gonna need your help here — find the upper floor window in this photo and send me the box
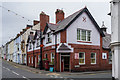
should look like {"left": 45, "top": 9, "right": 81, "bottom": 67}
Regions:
{"left": 46, "top": 33, "right": 52, "bottom": 43}
{"left": 29, "top": 42, "right": 32, "bottom": 50}
{"left": 77, "top": 29, "right": 91, "bottom": 41}
{"left": 36, "top": 39, "right": 40, "bottom": 47}
{"left": 91, "top": 53, "right": 96, "bottom": 64}
{"left": 79, "top": 52, "right": 85, "bottom": 65}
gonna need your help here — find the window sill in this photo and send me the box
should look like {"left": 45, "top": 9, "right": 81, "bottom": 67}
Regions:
{"left": 77, "top": 40, "right": 92, "bottom": 43}
{"left": 91, "top": 63, "right": 96, "bottom": 65}
{"left": 79, "top": 63, "right": 85, "bottom": 65}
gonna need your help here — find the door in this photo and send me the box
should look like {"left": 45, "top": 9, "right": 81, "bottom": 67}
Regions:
{"left": 64, "top": 56, "right": 70, "bottom": 71}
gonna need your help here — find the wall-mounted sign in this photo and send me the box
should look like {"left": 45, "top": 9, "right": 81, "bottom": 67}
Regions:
{"left": 75, "top": 53, "right": 79, "bottom": 59}
{"left": 75, "top": 65, "right": 80, "bottom": 68}
{"left": 102, "top": 53, "right": 107, "bottom": 59}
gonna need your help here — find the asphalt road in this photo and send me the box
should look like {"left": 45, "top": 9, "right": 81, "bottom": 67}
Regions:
{"left": 1, "top": 60, "right": 112, "bottom": 80}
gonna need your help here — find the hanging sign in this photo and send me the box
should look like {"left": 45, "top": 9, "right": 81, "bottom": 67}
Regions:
{"left": 75, "top": 53, "right": 79, "bottom": 59}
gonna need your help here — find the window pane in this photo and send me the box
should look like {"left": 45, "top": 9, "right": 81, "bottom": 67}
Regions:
{"left": 81, "top": 30, "right": 86, "bottom": 41}
{"left": 91, "top": 53, "right": 96, "bottom": 64}
{"left": 87, "top": 31, "right": 91, "bottom": 41}
{"left": 79, "top": 53, "right": 85, "bottom": 64}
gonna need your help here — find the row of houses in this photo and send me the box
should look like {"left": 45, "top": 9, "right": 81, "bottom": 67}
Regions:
{"left": 0, "top": 7, "right": 112, "bottom": 72}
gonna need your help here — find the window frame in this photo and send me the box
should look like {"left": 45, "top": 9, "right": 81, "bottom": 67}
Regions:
{"left": 77, "top": 28, "right": 91, "bottom": 42}
{"left": 79, "top": 52, "right": 85, "bottom": 65}
{"left": 91, "top": 52, "right": 96, "bottom": 64}
{"left": 46, "top": 32, "right": 52, "bottom": 43}
{"left": 51, "top": 53, "right": 54, "bottom": 62}
{"left": 31, "top": 56, "right": 33, "bottom": 64}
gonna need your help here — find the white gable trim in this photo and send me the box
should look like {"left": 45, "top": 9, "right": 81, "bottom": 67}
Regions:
{"left": 57, "top": 43, "right": 74, "bottom": 53}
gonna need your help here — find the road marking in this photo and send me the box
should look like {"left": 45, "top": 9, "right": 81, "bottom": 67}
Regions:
{"left": 89, "top": 74, "right": 96, "bottom": 75}
{"left": 3, "top": 67, "right": 5, "bottom": 68}
{"left": 6, "top": 68, "right": 10, "bottom": 71}
{"left": 60, "top": 76, "right": 63, "bottom": 78}
{"left": 14, "top": 66, "right": 18, "bottom": 68}
{"left": 12, "top": 71, "right": 19, "bottom": 76}
{"left": 50, "top": 75, "right": 54, "bottom": 78}
{"left": 22, "top": 76, "right": 26, "bottom": 78}
{"left": 54, "top": 75, "right": 58, "bottom": 78}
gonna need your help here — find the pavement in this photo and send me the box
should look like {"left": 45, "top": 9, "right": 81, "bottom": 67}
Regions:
{"left": 1, "top": 59, "right": 112, "bottom": 80}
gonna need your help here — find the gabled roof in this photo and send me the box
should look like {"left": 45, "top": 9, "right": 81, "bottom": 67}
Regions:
{"left": 43, "top": 7, "right": 105, "bottom": 37}
{"left": 58, "top": 43, "right": 71, "bottom": 50}
{"left": 34, "top": 30, "right": 41, "bottom": 40}
{"left": 43, "top": 23, "right": 58, "bottom": 34}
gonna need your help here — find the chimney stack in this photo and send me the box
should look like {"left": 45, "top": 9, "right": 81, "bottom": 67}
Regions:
{"left": 55, "top": 9, "right": 64, "bottom": 23}
{"left": 101, "top": 21, "right": 107, "bottom": 33}
{"left": 40, "top": 11, "right": 49, "bottom": 32}
{"left": 33, "top": 20, "right": 39, "bottom": 26}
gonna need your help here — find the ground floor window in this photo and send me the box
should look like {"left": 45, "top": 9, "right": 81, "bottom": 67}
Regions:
{"left": 31, "top": 57, "right": 33, "bottom": 64}
{"left": 79, "top": 52, "right": 85, "bottom": 64}
{"left": 91, "top": 53, "right": 96, "bottom": 64}
{"left": 51, "top": 53, "right": 54, "bottom": 64}
{"left": 29, "top": 56, "right": 30, "bottom": 64}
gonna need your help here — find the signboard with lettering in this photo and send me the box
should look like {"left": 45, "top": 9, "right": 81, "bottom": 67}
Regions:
{"left": 75, "top": 53, "right": 79, "bottom": 59}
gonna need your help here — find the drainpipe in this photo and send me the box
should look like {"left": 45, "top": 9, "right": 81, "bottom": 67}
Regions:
{"left": 54, "top": 34, "right": 57, "bottom": 72}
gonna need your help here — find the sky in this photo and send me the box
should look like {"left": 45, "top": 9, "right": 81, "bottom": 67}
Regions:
{"left": 0, "top": 0, "right": 111, "bottom": 46}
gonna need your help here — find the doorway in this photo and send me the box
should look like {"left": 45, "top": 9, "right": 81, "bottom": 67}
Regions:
{"left": 64, "top": 56, "right": 70, "bottom": 71}
{"left": 61, "top": 54, "right": 70, "bottom": 72}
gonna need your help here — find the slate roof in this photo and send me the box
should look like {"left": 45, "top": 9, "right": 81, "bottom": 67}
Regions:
{"left": 58, "top": 43, "right": 71, "bottom": 50}
{"left": 102, "top": 31, "right": 111, "bottom": 49}
{"left": 43, "top": 7, "right": 105, "bottom": 37}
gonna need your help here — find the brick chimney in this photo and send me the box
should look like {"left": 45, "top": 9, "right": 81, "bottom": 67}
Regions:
{"left": 33, "top": 20, "right": 39, "bottom": 26}
{"left": 55, "top": 9, "right": 64, "bottom": 23}
{"left": 40, "top": 11, "right": 49, "bottom": 32}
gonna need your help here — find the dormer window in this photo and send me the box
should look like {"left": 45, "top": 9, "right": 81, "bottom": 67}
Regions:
{"left": 36, "top": 38, "right": 40, "bottom": 47}
{"left": 29, "top": 42, "right": 32, "bottom": 50}
{"left": 46, "top": 32, "right": 52, "bottom": 43}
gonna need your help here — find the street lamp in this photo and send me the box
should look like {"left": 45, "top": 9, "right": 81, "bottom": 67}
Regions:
{"left": 30, "top": 28, "right": 43, "bottom": 70}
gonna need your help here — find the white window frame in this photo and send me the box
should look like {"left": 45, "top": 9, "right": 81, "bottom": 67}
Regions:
{"left": 91, "top": 53, "right": 96, "bottom": 64}
{"left": 77, "top": 29, "right": 91, "bottom": 42}
{"left": 51, "top": 53, "right": 54, "bottom": 62}
{"left": 31, "top": 56, "right": 33, "bottom": 64}
{"left": 46, "top": 32, "right": 52, "bottom": 43}
{"left": 79, "top": 52, "right": 85, "bottom": 65}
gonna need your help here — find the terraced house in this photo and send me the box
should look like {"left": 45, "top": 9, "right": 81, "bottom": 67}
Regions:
{"left": 27, "top": 7, "right": 112, "bottom": 72}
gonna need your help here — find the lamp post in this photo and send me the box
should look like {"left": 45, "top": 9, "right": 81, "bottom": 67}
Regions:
{"left": 32, "top": 41, "right": 35, "bottom": 68}
{"left": 39, "top": 30, "right": 43, "bottom": 70}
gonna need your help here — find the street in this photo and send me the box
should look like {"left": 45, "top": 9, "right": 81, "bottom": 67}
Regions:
{"left": 1, "top": 60, "right": 112, "bottom": 80}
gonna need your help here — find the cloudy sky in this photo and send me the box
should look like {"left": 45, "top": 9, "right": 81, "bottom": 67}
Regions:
{"left": 0, "top": 0, "right": 111, "bottom": 46}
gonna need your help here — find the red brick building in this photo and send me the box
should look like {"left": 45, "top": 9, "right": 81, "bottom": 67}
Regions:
{"left": 27, "top": 7, "right": 112, "bottom": 72}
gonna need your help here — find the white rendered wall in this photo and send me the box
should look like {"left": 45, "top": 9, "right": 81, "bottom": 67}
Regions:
{"left": 67, "top": 12, "right": 100, "bottom": 46}
{"left": 43, "top": 29, "right": 60, "bottom": 47}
